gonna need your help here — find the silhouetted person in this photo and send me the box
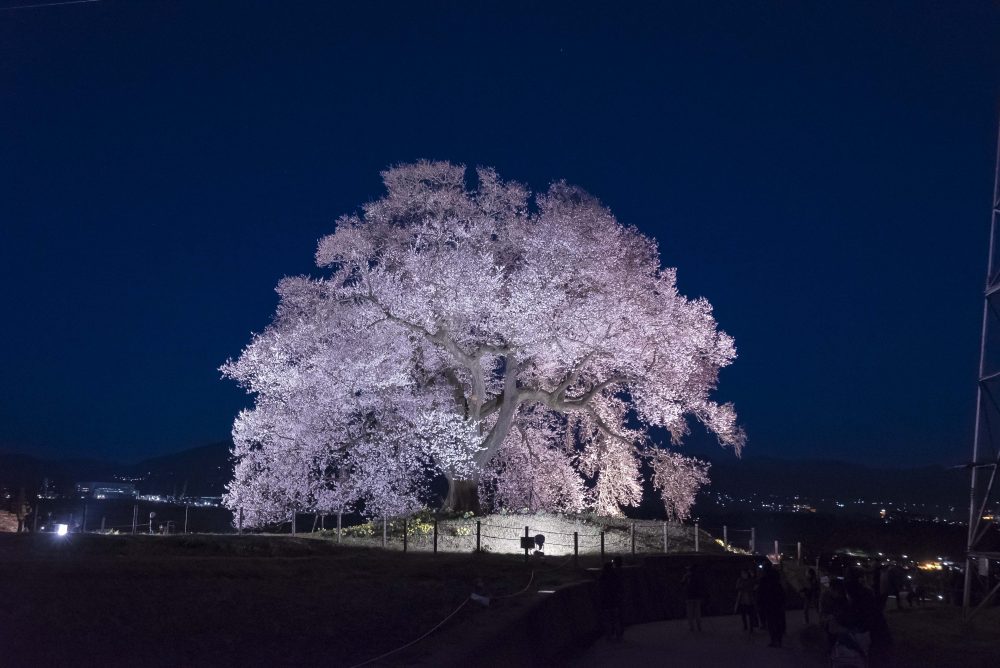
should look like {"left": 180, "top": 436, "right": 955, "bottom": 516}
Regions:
{"left": 15, "top": 487, "right": 28, "bottom": 533}
{"left": 845, "top": 573, "right": 891, "bottom": 662}
{"left": 883, "top": 565, "right": 905, "bottom": 611}
{"left": 826, "top": 579, "right": 871, "bottom": 662}
{"left": 735, "top": 569, "right": 757, "bottom": 635}
{"left": 801, "top": 568, "right": 820, "bottom": 623}
{"left": 681, "top": 564, "right": 706, "bottom": 632}
{"left": 757, "top": 562, "right": 786, "bottom": 647}
{"left": 910, "top": 582, "right": 926, "bottom": 607}
{"left": 751, "top": 565, "right": 765, "bottom": 629}
{"left": 599, "top": 559, "right": 624, "bottom": 641}
{"left": 820, "top": 579, "right": 850, "bottom": 648}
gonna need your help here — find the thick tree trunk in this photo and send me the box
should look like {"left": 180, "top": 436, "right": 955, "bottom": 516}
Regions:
{"left": 443, "top": 479, "right": 481, "bottom": 514}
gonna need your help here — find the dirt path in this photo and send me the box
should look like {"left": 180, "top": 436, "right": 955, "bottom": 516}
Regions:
{"left": 576, "top": 613, "right": 828, "bottom": 668}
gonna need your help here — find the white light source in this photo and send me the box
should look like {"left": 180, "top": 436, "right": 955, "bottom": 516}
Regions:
{"left": 55, "top": 524, "right": 68, "bottom": 536}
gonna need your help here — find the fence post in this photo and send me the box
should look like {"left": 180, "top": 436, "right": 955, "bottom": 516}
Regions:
{"left": 101, "top": 516, "right": 106, "bottom": 532}
{"left": 82, "top": 503, "right": 88, "bottom": 533}
{"left": 630, "top": 522, "right": 636, "bottom": 556}
{"left": 433, "top": 519, "right": 438, "bottom": 554}
{"left": 337, "top": 512, "right": 342, "bottom": 544}
{"left": 750, "top": 527, "right": 755, "bottom": 553}
{"left": 291, "top": 510, "right": 296, "bottom": 536}
{"left": 797, "top": 541, "right": 802, "bottom": 564}
{"left": 573, "top": 531, "right": 579, "bottom": 567}
{"left": 238, "top": 507, "right": 244, "bottom": 535}
{"left": 132, "top": 503, "right": 139, "bottom": 534}
{"left": 774, "top": 539, "right": 779, "bottom": 560}
{"left": 33, "top": 504, "right": 39, "bottom": 533}
{"left": 694, "top": 522, "right": 700, "bottom": 552}
{"left": 663, "top": 522, "right": 668, "bottom": 553}
{"left": 184, "top": 504, "right": 190, "bottom": 534}
{"left": 723, "top": 524, "right": 728, "bottom": 547}
{"left": 476, "top": 520, "right": 481, "bottom": 553}
{"left": 600, "top": 531, "right": 605, "bottom": 560}
{"left": 524, "top": 525, "right": 530, "bottom": 562}
{"left": 382, "top": 517, "right": 387, "bottom": 548}
{"left": 403, "top": 519, "right": 408, "bottom": 553}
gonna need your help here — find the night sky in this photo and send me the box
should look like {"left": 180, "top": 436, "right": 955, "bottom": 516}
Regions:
{"left": 1, "top": 1, "right": 998, "bottom": 466}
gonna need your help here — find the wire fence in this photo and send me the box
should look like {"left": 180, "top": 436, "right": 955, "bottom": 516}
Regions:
{"left": 30, "top": 499, "right": 821, "bottom": 567}
{"left": 30, "top": 499, "right": 231, "bottom": 536}
{"left": 303, "top": 513, "right": 783, "bottom": 562}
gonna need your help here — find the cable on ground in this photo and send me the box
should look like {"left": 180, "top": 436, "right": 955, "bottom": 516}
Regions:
{"left": 493, "top": 569, "right": 535, "bottom": 600}
{"left": 347, "top": 596, "right": 471, "bottom": 668}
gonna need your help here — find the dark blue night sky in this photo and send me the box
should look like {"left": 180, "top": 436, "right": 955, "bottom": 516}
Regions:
{"left": 1, "top": 1, "right": 998, "bottom": 465}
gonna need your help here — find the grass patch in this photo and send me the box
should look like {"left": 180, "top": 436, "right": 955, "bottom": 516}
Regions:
{"left": 0, "top": 533, "right": 594, "bottom": 667}
{"left": 885, "top": 604, "right": 1000, "bottom": 668}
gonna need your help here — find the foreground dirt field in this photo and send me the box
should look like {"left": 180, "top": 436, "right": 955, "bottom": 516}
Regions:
{"left": 0, "top": 533, "right": 588, "bottom": 667}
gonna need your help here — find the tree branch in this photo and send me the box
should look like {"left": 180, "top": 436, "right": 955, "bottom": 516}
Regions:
{"left": 562, "top": 376, "right": 627, "bottom": 406}
{"left": 360, "top": 291, "right": 487, "bottom": 412}
{"left": 553, "top": 351, "right": 597, "bottom": 399}
{"left": 480, "top": 393, "right": 505, "bottom": 418}
{"left": 476, "top": 355, "right": 521, "bottom": 465}
{"left": 516, "top": 375, "right": 628, "bottom": 412}
{"left": 440, "top": 369, "right": 468, "bottom": 416}
{"left": 586, "top": 406, "right": 635, "bottom": 448}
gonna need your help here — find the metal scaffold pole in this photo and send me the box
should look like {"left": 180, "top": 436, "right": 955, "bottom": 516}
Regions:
{"left": 964, "top": 118, "right": 1000, "bottom": 619}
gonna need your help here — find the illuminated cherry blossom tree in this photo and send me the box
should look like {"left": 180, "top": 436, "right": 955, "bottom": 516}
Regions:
{"left": 223, "top": 161, "right": 743, "bottom": 522}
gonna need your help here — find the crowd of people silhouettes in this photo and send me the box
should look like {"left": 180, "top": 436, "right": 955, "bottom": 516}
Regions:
{"left": 595, "top": 555, "right": 893, "bottom": 665}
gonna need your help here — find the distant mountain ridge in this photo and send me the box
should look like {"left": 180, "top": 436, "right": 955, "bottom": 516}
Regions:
{"left": 0, "top": 442, "right": 232, "bottom": 497}
{"left": 697, "top": 452, "right": 966, "bottom": 508}
{"left": 0, "top": 442, "right": 968, "bottom": 508}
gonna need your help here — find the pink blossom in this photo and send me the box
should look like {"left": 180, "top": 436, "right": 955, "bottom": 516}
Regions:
{"left": 223, "top": 162, "right": 743, "bottom": 523}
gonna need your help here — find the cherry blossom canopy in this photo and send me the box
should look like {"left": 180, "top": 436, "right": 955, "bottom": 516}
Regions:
{"left": 223, "top": 161, "right": 743, "bottom": 523}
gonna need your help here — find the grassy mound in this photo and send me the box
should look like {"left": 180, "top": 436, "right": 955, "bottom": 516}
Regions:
{"left": 313, "top": 511, "right": 722, "bottom": 557}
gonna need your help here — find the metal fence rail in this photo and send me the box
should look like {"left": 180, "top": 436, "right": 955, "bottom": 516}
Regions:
{"left": 31, "top": 500, "right": 826, "bottom": 569}
{"left": 304, "top": 514, "right": 755, "bottom": 562}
